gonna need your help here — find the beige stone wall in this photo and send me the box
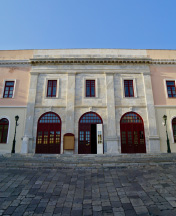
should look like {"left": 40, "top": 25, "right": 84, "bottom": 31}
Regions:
{"left": 155, "top": 108, "right": 176, "bottom": 152}
{"left": 0, "top": 108, "right": 26, "bottom": 153}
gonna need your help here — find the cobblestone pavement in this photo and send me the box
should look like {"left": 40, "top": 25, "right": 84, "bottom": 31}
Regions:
{"left": 0, "top": 164, "right": 176, "bottom": 216}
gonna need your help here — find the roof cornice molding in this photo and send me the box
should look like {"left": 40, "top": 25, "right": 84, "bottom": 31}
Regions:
{"left": 0, "top": 60, "right": 30, "bottom": 66}
{"left": 0, "top": 58, "right": 176, "bottom": 66}
{"left": 30, "top": 58, "right": 176, "bottom": 65}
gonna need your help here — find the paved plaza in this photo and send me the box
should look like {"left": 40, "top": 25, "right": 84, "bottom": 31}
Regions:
{"left": 0, "top": 156, "right": 176, "bottom": 216}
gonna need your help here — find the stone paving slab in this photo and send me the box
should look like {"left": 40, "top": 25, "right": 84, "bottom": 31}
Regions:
{"left": 0, "top": 158, "right": 176, "bottom": 215}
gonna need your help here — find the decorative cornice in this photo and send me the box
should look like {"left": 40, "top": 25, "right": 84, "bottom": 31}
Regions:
{"left": 30, "top": 58, "right": 176, "bottom": 65}
{"left": 31, "top": 58, "right": 152, "bottom": 65}
{"left": 0, "top": 60, "right": 30, "bottom": 66}
{"left": 1, "top": 58, "right": 176, "bottom": 66}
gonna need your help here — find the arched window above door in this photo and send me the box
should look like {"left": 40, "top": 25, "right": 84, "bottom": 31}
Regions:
{"left": 39, "top": 112, "right": 61, "bottom": 123}
{"left": 0, "top": 118, "right": 9, "bottom": 143}
{"left": 79, "top": 112, "right": 102, "bottom": 124}
{"left": 121, "top": 112, "right": 143, "bottom": 124}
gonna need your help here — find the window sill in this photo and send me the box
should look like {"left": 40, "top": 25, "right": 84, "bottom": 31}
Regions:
{"left": 44, "top": 97, "right": 59, "bottom": 99}
{"left": 0, "top": 143, "right": 7, "bottom": 144}
{"left": 83, "top": 96, "right": 98, "bottom": 99}
{"left": 123, "top": 97, "right": 137, "bottom": 99}
{"left": 0, "top": 97, "right": 14, "bottom": 99}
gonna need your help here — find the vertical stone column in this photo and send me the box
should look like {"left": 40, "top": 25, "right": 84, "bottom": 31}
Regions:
{"left": 105, "top": 74, "right": 118, "bottom": 153}
{"left": 143, "top": 74, "right": 160, "bottom": 152}
{"left": 65, "top": 74, "right": 75, "bottom": 134}
{"left": 21, "top": 73, "right": 38, "bottom": 153}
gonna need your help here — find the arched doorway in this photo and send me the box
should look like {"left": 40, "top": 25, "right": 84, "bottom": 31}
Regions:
{"left": 36, "top": 112, "right": 61, "bottom": 154}
{"left": 0, "top": 118, "right": 9, "bottom": 143}
{"left": 78, "top": 112, "right": 103, "bottom": 154}
{"left": 120, "top": 112, "right": 146, "bottom": 153}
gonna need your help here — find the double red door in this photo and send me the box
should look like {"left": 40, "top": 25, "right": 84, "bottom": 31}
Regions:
{"left": 36, "top": 123, "right": 61, "bottom": 154}
{"left": 121, "top": 123, "right": 146, "bottom": 153}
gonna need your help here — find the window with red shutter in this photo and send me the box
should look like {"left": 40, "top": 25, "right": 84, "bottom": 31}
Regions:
{"left": 47, "top": 80, "right": 57, "bottom": 97}
{"left": 3, "top": 81, "right": 15, "bottom": 98}
{"left": 86, "top": 80, "right": 95, "bottom": 97}
{"left": 124, "top": 80, "right": 134, "bottom": 97}
{"left": 166, "top": 81, "right": 176, "bottom": 98}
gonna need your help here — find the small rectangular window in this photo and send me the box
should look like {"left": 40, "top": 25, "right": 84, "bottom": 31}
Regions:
{"left": 47, "top": 80, "right": 57, "bottom": 97}
{"left": 124, "top": 80, "right": 134, "bottom": 97}
{"left": 86, "top": 80, "right": 95, "bottom": 97}
{"left": 166, "top": 81, "right": 176, "bottom": 98}
{"left": 3, "top": 81, "right": 15, "bottom": 98}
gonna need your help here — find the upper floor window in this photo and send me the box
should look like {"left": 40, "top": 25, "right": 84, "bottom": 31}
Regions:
{"left": 172, "top": 118, "right": 176, "bottom": 143}
{"left": 86, "top": 80, "right": 95, "bottom": 97}
{"left": 0, "top": 118, "right": 9, "bottom": 143}
{"left": 47, "top": 80, "right": 57, "bottom": 97}
{"left": 124, "top": 80, "right": 134, "bottom": 97}
{"left": 166, "top": 81, "right": 176, "bottom": 98}
{"left": 3, "top": 81, "right": 15, "bottom": 98}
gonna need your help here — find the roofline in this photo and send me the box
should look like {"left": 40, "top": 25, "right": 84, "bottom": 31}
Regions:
{"left": 0, "top": 48, "right": 176, "bottom": 51}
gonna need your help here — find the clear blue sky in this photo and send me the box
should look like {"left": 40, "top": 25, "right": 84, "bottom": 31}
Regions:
{"left": 0, "top": 0, "right": 176, "bottom": 50}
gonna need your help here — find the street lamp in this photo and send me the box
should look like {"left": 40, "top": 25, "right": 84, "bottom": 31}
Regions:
{"left": 162, "top": 115, "right": 171, "bottom": 153}
{"left": 11, "top": 115, "right": 19, "bottom": 154}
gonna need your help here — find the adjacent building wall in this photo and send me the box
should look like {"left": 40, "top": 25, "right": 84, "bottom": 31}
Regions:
{"left": 148, "top": 50, "right": 176, "bottom": 153}
{"left": 0, "top": 50, "right": 32, "bottom": 153}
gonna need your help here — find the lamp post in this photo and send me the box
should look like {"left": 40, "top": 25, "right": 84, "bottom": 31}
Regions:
{"left": 11, "top": 115, "right": 19, "bottom": 154}
{"left": 162, "top": 115, "right": 171, "bottom": 153}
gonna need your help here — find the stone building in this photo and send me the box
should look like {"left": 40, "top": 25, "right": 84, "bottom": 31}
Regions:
{"left": 20, "top": 49, "right": 160, "bottom": 154}
{"left": 1, "top": 49, "right": 176, "bottom": 155}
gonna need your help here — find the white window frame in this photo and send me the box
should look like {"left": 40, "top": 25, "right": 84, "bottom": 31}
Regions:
{"left": 164, "top": 79, "right": 176, "bottom": 99}
{"left": 83, "top": 78, "right": 98, "bottom": 99}
{"left": 121, "top": 78, "right": 137, "bottom": 98}
{"left": 0, "top": 116, "right": 10, "bottom": 144}
{"left": 1, "top": 79, "right": 16, "bottom": 99}
{"left": 44, "top": 78, "right": 60, "bottom": 99}
{"left": 171, "top": 116, "right": 176, "bottom": 144}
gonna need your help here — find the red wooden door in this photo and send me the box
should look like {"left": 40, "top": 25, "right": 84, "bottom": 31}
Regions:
{"left": 120, "top": 112, "right": 146, "bottom": 153}
{"left": 36, "top": 112, "right": 61, "bottom": 154}
{"left": 78, "top": 124, "right": 91, "bottom": 154}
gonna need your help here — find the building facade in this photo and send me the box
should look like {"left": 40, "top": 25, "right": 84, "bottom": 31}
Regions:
{"left": 149, "top": 50, "right": 176, "bottom": 153}
{"left": 0, "top": 50, "right": 32, "bottom": 153}
{"left": 0, "top": 49, "right": 176, "bottom": 154}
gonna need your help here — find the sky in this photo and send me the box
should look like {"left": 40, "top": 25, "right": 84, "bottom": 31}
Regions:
{"left": 0, "top": 0, "right": 176, "bottom": 50}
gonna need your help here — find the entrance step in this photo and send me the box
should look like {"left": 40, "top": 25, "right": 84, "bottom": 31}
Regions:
{"left": 0, "top": 153, "right": 176, "bottom": 169}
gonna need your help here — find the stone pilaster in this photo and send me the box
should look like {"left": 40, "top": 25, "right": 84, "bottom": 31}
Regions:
{"left": 143, "top": 74, "right": 160, "bottom": 152}
{"left": 21, "top": 74, "right": 38, "bottom": 153}
{"left": 105, "top": 74, "right": 118, "bottom": 153}
{"left": 65, "top": 74, "right": 75, "bottom": 134}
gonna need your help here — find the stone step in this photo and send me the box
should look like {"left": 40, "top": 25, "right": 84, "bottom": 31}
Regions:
{"left": 0, "top": 153, "right": 176, "bottom": 169}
